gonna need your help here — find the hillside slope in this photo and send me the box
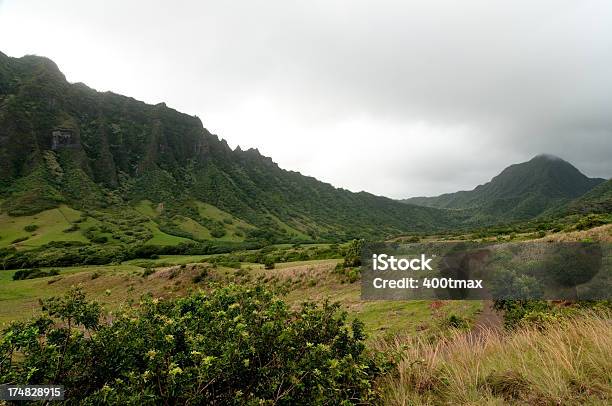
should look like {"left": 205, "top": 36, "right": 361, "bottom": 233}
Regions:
{"left": 0, "top": 52, "right": 460, "bottom": 243}
{"left": 403, "top": 155, "right": 605, "bottom": 222}
{"left": 563, "top": 178, "right": 612, "bottom": 215}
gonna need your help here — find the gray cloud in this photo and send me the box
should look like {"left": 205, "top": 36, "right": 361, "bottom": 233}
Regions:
{"left": 1, "top": 0, "right": 610, "bottom": 198}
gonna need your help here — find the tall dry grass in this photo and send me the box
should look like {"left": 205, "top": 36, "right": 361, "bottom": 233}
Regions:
{"left": 375, "top": 312, "right": 611, "bottom": 405}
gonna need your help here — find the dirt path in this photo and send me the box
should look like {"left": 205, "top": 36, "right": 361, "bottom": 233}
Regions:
{"left": 468, "top": 300, "right": 503, "bottom": 342}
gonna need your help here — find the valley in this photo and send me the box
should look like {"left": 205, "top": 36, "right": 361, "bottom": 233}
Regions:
{"left": 0, "top": 50, "right": 610, "bottom": 404}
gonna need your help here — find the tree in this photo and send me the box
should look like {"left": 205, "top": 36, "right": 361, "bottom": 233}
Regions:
{"left": 343, "top": 239, "right": 364, "bottom": 268}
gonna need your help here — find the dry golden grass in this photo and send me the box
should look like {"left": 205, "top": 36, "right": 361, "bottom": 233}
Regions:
{"left": 375, "top": 312, "right": 612, "bottom": 405}
{"left": 542, "top": 224, "right": 612, "bottom": 243}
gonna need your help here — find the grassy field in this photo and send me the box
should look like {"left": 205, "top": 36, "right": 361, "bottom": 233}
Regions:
{"left": 145, "top": 220, "right": 194, "bottom": 245}
{"left": 0, "top": 205, "right": 88, "bottom": 248}
{"left": 135, "top": 199, "right": 257, "bottom": 243}
{"left": 0, "top": 257, "right": 481, "bottom": 340}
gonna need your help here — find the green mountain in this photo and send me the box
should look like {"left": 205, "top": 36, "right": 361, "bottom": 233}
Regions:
{"left": 0, "top": 52, "right": 459, "bottom": 247}
{"left": 402, "top": 155, "right": 605, "bottom": 222}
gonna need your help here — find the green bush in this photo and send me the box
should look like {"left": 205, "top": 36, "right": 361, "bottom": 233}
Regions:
{"left": 210, "top": 228, "right": 226, "bottom": 238}
{"left": 63, "top": 224, "right": 79, "bottom": 233}
{"left": 0, "top": 286, "right": 382, "bottom": 404}
{"left": 24, "top": 224, "right": 39, "bottom": 232}
{"left": 91, "top": 235, "right": 108, "bottom": 244}
{"left": 343, "top": 239, "right": 364, "bottom": 268}
{"left": 142, "top": 267, "right": 155, "bottom": 277}
{"left": 493, "top": 300, "right": 553, "bottom": 329}
{"left": 446, "top": 314, "right": 469, "bottom": 329}
{"left": 264, "top": 257, "right": 275, "bottom": 269}
{"left": 12, "top": 268, "right": 60, "bottom": 281}
{"left": 333, "top": 264, "right": 360, "bottom": 283}
{"left": 575, "top": 214, "right": 608, "bottom": 231}
{"left": 10, "top": 236, "right": 29, "bottom": 244}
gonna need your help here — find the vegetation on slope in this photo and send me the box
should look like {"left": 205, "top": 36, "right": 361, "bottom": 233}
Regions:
{"left": 0, "top": 51, "right": 459, "bottom": 245}
{"left": 563, "top": 178, "right": 612, "bottom": 215}
{"left": 403, "top": 155, "right": 605, "bottom": 223}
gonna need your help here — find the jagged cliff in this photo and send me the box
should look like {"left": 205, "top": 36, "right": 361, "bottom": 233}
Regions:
{"left": 0, "top": 52, "right": 459, "bottom": 241}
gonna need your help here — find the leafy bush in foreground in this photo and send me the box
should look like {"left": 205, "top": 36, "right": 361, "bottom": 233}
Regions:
{"left": 0, "top": 286, "right": 381, "bottom": 405}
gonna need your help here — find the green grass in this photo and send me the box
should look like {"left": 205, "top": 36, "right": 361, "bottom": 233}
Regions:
{"left": 0, "top": 205, "right": 88, "bottom": 248}
{"left": 357, "top": 300, "right": 481, "bottom": 338}
{"left": 135, "top": 200, "right": 255, "bottom": 243}
{"left": 193, "top": 201, "right": 253, "bottom": 241}
{"left": 0, "top": 264, "right": 142, "bottom": 325}
{"left": 177, "top": 216, "right": 215, "bottom": 239}
{"left": 195, "top": 201, "right": 246, "bottom": 224}
{"left": 134, "top": 199, "right": 160, "bottom": 218}
{"left": 145, "top": 221, "right": 194, "bottom": 245}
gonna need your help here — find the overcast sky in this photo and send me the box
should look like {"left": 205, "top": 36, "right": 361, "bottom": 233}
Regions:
{"left": 1, "top": 0, "right": 611, "bottom": 198}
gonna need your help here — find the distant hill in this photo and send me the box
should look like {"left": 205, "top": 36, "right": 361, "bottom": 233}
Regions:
{"left": 0, "top": 51, "right": 460, "bottom": 245}
{"left": 402, "top": 155, "right": 605, "bottom": 223}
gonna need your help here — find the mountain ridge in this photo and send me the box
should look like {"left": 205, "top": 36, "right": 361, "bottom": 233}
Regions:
{"left": 0, "top": 52, "right": 461, "bottom": 243}
{"left": 402, "top": 154, "right": 605, "bottom": 222}
{"left": 1, "top": 52, "right": 607, "bottom": 247}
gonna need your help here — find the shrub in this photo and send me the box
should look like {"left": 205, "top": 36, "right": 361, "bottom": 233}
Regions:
{"left": 12, "top": 268, "right": 60, "bottom": 281}
{"left": 11, "top": 236, "right": 29, "bottom": 244}
{"left": 493, "top": 300, "right": 553, "bottom": 329}
{"left": 192, "top": 268, "right": 209, "bottom": 283}
{"left": 91, "top": 235, "right": 108, "bottom": 244}
{"left": 575, "top": 214, "right": 608, "bottom": 231}
{"left": 264, "top": 257, "right": 275, "bottom": 269}
{"left": 445, "top": 314, "right": 469, "bottom": 329}
{"left": 343, "top": 239, "right": 364, "bottom": 268}
{"left": 24, "top": 224, "right": 38, "bottom": 232}
{"left": 63, "top": 224, "right": 79, "bottom": 233}
{"left": 0, "top": 286, "right": 381, "bottom": 404}
{"left": 333, "top": 263, "right": 360, "bottom": 283}
{"left": 210, "top": 228, "right": 226, "bottom": 238}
